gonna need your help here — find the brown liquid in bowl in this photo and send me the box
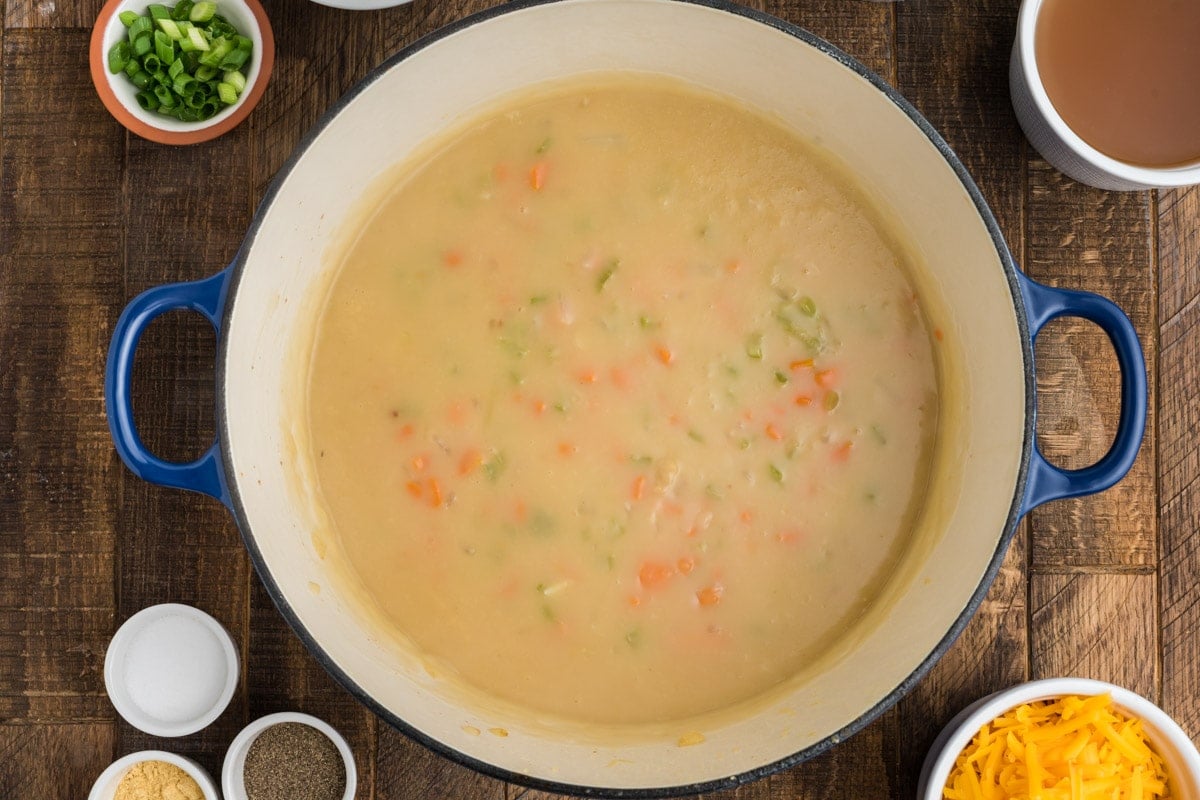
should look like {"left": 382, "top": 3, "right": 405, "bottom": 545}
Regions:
{"left": 1036, "top": 0, "right": 1200, "bottom": 168}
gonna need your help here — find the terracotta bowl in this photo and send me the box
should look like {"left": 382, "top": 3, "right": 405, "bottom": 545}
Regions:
{"left": 89, "top": 0, "right": 274, "bottom": 145}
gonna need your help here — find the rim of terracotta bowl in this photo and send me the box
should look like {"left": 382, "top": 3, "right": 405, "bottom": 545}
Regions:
{"left": 213, "top": 0, "right": 1037, "bottom": 797}
{"left": 89, "top": 0, "right": 275, "bottom": 145}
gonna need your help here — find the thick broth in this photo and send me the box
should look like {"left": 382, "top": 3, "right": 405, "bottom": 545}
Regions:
{"left": 306, "top": 78, "right": 940, "bottom": 724}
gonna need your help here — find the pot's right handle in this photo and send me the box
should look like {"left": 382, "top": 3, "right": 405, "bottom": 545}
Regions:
{"left": 1018, "top": 274, "right": 1147, "bottom": 515}
{"left": 104, "top": 268, "right": 232, "bottom": 507}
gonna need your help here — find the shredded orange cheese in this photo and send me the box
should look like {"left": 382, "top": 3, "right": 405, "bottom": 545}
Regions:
{"left": 944, "top": 694, "right": 1173, "bottom": 800}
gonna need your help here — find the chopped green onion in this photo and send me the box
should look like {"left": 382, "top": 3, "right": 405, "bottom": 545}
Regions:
{"left": 596, "top": 259, "right": 618, "bottom": 292}
{"left": 107, "top": 41, "right": 131, "bottom": 73}
{"left": 774, "top": 369, "right": 788, "bottom": 385}
{"left": 127, "top": 16, "right": 153, "bottom": 42}
{"left": 135, "top": 90, "right": 160, "bottom": 110}
{"left": 153, "top": 84, "right": 177, "bottom": 108}
{"left": 154, "top": 31, "right": 176, "bottom": 64}
{"left": 189, "top": 1, "right": 217, "bottom": 21}
{"left": 198, "top": 37, "right": 233, "bottom": 67}
{"left": 173, "top": 74, "right": 198, "bottom": 95}
{"left": 219, "top": 47, "right": 249, "bottom": 70}
{"left": 109, "top": 2, "right": 252, "bottom": 123}
{"left": 823, "top": 391, "right": 840, "bottom": 411}
{"left": 132, "top": 33, "right": 153, "bottom": 57}
{"left": 222, "top": 69, "right": 245, "bottom": 93}
{"left": 768, "top": 463, "right": 784, "bottom": 483}
{"left": 156, "top": 17, "right": 183, "bottom": 40}
{"left": 745, "top": 333, "right": 763, "bottom": 360}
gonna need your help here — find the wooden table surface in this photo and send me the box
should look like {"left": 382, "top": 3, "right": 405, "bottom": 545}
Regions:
{"left": 3, "top": 0, "right": 1199, "bottom": 797}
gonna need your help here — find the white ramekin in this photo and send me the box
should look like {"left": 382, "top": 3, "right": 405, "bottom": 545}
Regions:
{"left": 88, "top": 751, "right": 219, "bottom": 800}
{"left": 221, "top": 711, "right": 357, "bottom": 800}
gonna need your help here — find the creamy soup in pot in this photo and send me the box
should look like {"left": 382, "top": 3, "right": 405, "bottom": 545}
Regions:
{"left": 305, "top": 77, "right": 942, "bottom": 725}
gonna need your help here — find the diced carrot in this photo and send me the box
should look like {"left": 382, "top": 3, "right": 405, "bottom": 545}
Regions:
{"left": 724, "top": 259, "right": 742, "bottom": 274}
{"left": 631, "top": 475, "right": 646, "bottom": 501}
{"left": 831, "top": 441, "right": 854, "bottom": 463}
{"left": 789, "top": 358, "right": 814, "bottom": 371}
{"left": 677, "top": 556, "right": 696, "bottom": 575}
{"left": 685, "top": 525, "right": 698, "bottom": 538}
{"left": 532, "top": 399, "right": 547, "bottom": 415}
{"left": 639, "top": 561, "right": 675, "bottom": 589}
{"left": 458, "top": 449, "right": 482, "bottom": 476}
{"left": 742, "top": 409, "right": 755, "bottom": 422}
{"left": 696, "top": 584, "right": 724, "bottom": 607}
{"left": 442, "top": 249, "right": 464, "bottom": 268}
{"left": 514, "top": 500, "right": 528, "bottom": 522}
{"left": 411, "top": 455, "right": 428, "bottom": 473}
{"left": 427, "top": 478, "right": 443, "bottom": 508}
{"left": 739, "top": 509, "right": 754, "bottom": 523}
{"left": 765, "top": 423, "right": 783, "bottom": 441}
{"left": 776, "top": 529, "right": 802, "bottom": 545}
{"left": 794, "top": 394, "right": 813, "bottom": 407}
{"left": 405, "top": 481, "right": 423, "bottom": 499}
{"left": 557, "top": 441, "right": 577, "bottom": 457}
{"left": 530, "top": 161, "right": 548, "bottom": 191}
{"left": 578, "top": 369, "right": 598, "bottom": 385}
{"left": 627, "top": 594, "right": 642, "bottom": 609}
{"left": 934, "top": 328, "right": 945, "bottom": 342}
{"left": 397, "top": 423, "right": 414, "bottom": 440}
{"left": 662, "top": 500, "right": 684, "bottom": 517}
{"left": 655, "top": 345, "right": 674, "bottom": 365}
{"left": 448, "top": 401, "right": 468, "bottom": 426}
{"left": 814, "top": 368, "right": 839, "bottom": 389}
{"left": 610, "top": 367, "right": 630, "bottom": 389}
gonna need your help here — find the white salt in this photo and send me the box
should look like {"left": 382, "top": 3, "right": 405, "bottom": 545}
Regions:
{"left": 122, "top": 612, "right": 229, "bottom": 723}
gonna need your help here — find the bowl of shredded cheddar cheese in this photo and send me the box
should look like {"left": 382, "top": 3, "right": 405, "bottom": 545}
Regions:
{"left": 918, "top": 678, "right": 1200, "bottom": 800}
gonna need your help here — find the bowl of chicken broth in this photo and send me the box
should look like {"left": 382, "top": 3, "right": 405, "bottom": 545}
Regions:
{"left": 105, "top": 0, "right": 1147, "bottom": 795}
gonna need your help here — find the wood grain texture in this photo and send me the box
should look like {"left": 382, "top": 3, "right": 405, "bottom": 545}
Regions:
{"left": 1158, "top": 185, "right": 1200, "bottom": 738}
{"left": 0, "top": 28, "right": 122, "bottom": 722}
{"left": 1030, "top": 573, "right": 1157, "bottom": 696}
{"left": 0, "top": 2, "right": 1182, "bottom": 797}
{"left": 114, "top": 105, "right": 255, "bottom": 777}
{"left": 0, "top": 723, "right": 115, "bottom": 799}
{"left": 1024, "top": 159, "right": 1157, "bottom": 569}
{"left": 4, "top": 0, "right": 104, "bottom": 30}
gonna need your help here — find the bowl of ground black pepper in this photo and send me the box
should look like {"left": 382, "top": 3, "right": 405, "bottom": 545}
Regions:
{"left": 222, "top": 712, "right": 355, "bottom": 800}
{"left": 89, "top": 750, "right": 217, "bottom": 800}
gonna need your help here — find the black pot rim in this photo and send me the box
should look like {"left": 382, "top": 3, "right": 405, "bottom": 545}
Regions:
{"left": 216, "top": 1, "right": 1035, "bottom": 796}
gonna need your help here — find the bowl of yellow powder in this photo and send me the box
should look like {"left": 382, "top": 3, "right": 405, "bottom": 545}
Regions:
{"left": 88, "top": 750, "right": 217, "bottom": 800}
{"left": 918, "top": 678, "right": 1200, "bottom": 800}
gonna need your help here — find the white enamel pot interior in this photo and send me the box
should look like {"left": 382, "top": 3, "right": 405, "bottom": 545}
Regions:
{"left": 104, "top": 0, "right": 1147, "bottom": 795}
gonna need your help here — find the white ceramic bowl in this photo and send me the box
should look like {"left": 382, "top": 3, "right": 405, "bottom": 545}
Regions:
{"left": 1010, "top": 0, "right": 1200, "bottom": 190}
{"left": 89, "top": 0, "right": 275, "bottom": 144}
{"left": 222, "top": 712, "right": 357, "bottom": 800}
{"left": 104, "top": 603, "right": 239, "bottom": 737}
{"left": 88, "top": 751, "right": 219, "bottom": 800}
{"left": 918, "top": 678, "right": 1200, "bottom": 800}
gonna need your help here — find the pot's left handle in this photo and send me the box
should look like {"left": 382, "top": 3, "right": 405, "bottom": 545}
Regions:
{"left": 104, "top": 268, "right": 233, "bottom": 507}
{"left": 1018, "top": 274, "right": 1147, "bottom": 515}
